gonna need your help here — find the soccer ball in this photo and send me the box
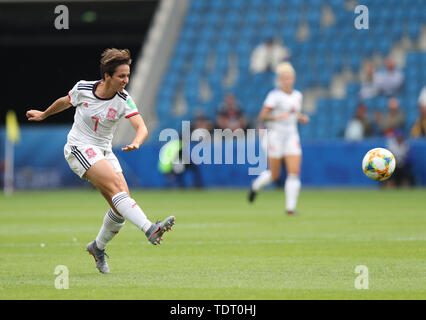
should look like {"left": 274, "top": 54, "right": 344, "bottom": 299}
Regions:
{"left": 362, "top": 148, "right": 396, "bottom": 181}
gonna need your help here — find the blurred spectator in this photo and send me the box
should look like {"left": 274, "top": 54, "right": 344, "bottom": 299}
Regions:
{"left": 375, "top": 56, "right": 404, "bottom": 96}
{"left": 344, "top": 103, "right": 373, "bottom": 140}
{"left": 410, "top": 86, "right": 426, "bottom": 138}
{"left": 250, "top": 38, "right": 290, "bottom": 74}
{"left": 383, "top": 130, "right": 415, "bottom": 188}
{"left": 215, "top": 93, "right": 248, "bottom": 131}
{"left": 374, "top": 97, "right": 405, "bottom": 137}
{"left": 359, "top": 62, "right": 380, "bottom": 100}
{"left": 418, "top": 86, "right": 426, "bottom": 107}
{"left": 191, "top": 109, "right": 214, "bottom": 138}
{"left": 158, "top": 137, "right": 203, "bottom": 189}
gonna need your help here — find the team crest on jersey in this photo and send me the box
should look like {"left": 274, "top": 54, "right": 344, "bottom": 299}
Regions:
{"left": 85, "top": 148, "right": 97, "bottom": 159}
{"left": 83, "top": 102, "right": 89, "bottom": 107}
{"left": 107, "top": 108, "right": 117, "bottom": 120}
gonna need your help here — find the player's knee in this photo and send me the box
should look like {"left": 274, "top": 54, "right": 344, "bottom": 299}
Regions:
{"left": 286, "top": 163, "right": 301, "bottom": 176}
{"left": 287, "top": 170, "right": 300, "bottom": 177}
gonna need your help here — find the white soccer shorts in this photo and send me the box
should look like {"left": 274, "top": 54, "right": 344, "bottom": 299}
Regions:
{"left": 64, "top": 143, "right": 122, "bottom": 179}
{"left": 261, "top": 130, "right": 302, "bottom": 159}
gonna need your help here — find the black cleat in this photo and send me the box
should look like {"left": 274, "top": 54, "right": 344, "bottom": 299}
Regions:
{"left": 248, "top": 189, "right": 257, "bottom": 203}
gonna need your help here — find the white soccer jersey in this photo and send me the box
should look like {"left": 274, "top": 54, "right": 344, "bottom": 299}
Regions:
{"left": 67, "top": 80, "right": 139, "bottom": 150}
{"left": 262, "top": 88, "right": 303, "bottom": 134}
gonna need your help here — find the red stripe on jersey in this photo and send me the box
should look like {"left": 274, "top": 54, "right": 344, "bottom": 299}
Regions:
{"left": 68, "top": 93, "right": 74, "bottom": 106}
{"left": 125, "top": 112, "right": 139, "bottom": 119}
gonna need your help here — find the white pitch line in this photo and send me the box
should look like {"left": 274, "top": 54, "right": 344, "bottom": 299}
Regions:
{"left": 0, "top": 237, "right": 424, "bottom": 248}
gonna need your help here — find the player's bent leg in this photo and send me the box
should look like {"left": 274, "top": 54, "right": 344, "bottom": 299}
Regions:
{"left": 89, "top": 194, "right": 126, "bottom": 273}
{"left": 100, "top": 190, "right": 122, "bottom": 216}
{"left": 99, "top": 171, "right": 130, "bottom": 216}
{"left": 84, "top": 159, "right": 125, "bottom": 197}
{"left": 95, "top": 208, "right": 125, "bottom": 250}
{"left": 284, "top": 154, "right": 301, "bottom": 176}
{"left": 85, "top": 160, "right": 148, "bottom": 230}
{"left": 249, "top": 170, "right": 272, "bottom": 202}
{"left": 111, "top": 192, "right": 176, "bottom": 245}
{"left": 85, "top": 159, "right": 176, "bottom": 246}
{"left": 269, "top": 157, "right": 283, "bottom": 181}
{"left": 284, "top": 155, "right": 302, "bottom": 215}
{"left": 117, "top": 172, "right": 130, "bottom": 195}
{"left": 248, "top": 157, "right": 282, "bottom": 203}
{"left": 82, "top": 160, "right": 126, "bottom": 273}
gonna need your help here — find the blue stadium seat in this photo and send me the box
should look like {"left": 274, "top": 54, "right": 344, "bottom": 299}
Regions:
{"left": 224, "top": 12, "right": 240, "bottom": 26}
{"left": 346, "top": 83, "right": 361, "bottom": 97}
{"left": 249, "top": 0, "right": 266, "bottom": 9}
{"left": 329, "top": 55, "right": 343, "bottom": 73}
{"left": 286, "top": 0, "right": 303, "bottom": 10}
{"left": 390, "top": 23, "right": 403, "bottom": 41}
{"left": 245, "top": 10, "right": 260, "bottom": 24}
{"left": 209, "top": 0, "right": 227, "bottom": 10}
{"left": 328, "top": 0, "right": 343, "bottom": 9}
{"left": 377, "top": 7, "right": 392, "bottom": 22}
{"left": 228, "top": 0, "right": 245, "bottom": 10}
{"left": 188, "top": 0, "right": 207, "bottom": 12}
{"left": 180, "top": 27, "right": 197, "bottom": 42}
{"left": 266, "top": 9, "right": 284, "bottom": 25}
{"left": 406, "top": 22, "right": 421, "bottom": 40}
{"left": 316, "top": 71, "right": 332, "bottom": 88}
{"left": 407, "top": 6, "right": 420, "bottom": 21}
{"left": 348, "top": 55, "right": 361, "bottom": 72}
{"left": 360, "top": 38, "right": 374, "bottom": 57}
{"left": 306, "top": 10, "right": 321, "bottom": 26}
{"left": 185, "top": 13, "right": 202, "bottom": 28}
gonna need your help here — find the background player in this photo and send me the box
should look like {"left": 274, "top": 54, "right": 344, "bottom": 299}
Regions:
{"left": 248, "top": 62, "right": 309, "bottom": 215}
{"left": 26, "top": 48, "right": 175, "bottom": 274}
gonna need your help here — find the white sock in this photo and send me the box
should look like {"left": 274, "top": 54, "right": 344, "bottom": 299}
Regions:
{"left": 252, "top": 170, "right": 273, "bottom": 191}
{"left": 285, "top": 174, "right": 301, "bottom": 212}
{"left": 112, "top": 192, "right": 153, "bottom": 233}
{"left": 95, "top": 209, "right": 125, "bottom": 250}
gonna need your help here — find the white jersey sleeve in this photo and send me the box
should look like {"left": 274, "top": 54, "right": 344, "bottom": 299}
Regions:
{"left": 263, "top": 90, "right": 279, "bottom": 108}
{"left": 68, "top": 81, "right": 81, "bottom": 107}
{"left": 123, "top": 93, "right": 140, "bottom": 119}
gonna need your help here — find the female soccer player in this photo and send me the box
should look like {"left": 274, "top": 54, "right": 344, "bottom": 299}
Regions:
{"left": 248, "top": 62, "right": 310, "bottom": 215}
{"left": 26, "top": 48, "right": 175, "bottom": 274}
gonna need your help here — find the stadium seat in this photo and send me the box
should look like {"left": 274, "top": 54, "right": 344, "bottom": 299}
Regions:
{"left": 188, "top": 0, "right": 206, "bottom": 12}
{"left": 227, "top": 0, "right": 245, "bottom": 10}
{"left": 406, "top": 22, "right": 421, "bottom": 40}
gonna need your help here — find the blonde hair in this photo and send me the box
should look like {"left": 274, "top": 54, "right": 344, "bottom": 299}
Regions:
{"left": 275, "top": 62, "right": 295, "bottom": 75}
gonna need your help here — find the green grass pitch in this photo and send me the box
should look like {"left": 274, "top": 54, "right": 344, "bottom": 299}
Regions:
{"left": 0, "top": 188, "right": 425, "bottom": 300}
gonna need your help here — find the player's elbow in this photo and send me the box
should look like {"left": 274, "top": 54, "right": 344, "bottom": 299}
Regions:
{"left": 137, "top": 124, "right": 148, "bottom": 141}
{"left": 59, "top": 96, "right": 72, "bottom": 108}
{"left": 141, "top": 126, "right": 149, "bottom": 139}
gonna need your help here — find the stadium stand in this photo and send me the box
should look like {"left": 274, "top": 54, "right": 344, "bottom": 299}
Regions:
{"left": 3, "top": 0, "right": 426, "bottom": 190}
{"left": 153, "top": 0, "right": 426, "bottom": 141}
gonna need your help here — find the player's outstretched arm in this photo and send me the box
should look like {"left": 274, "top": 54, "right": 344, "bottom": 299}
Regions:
{"left": 122, "top": 114, "right": 148, "bottom": 152}
{"left": 26, "top": 96, "right": 72, "bottom": 121}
